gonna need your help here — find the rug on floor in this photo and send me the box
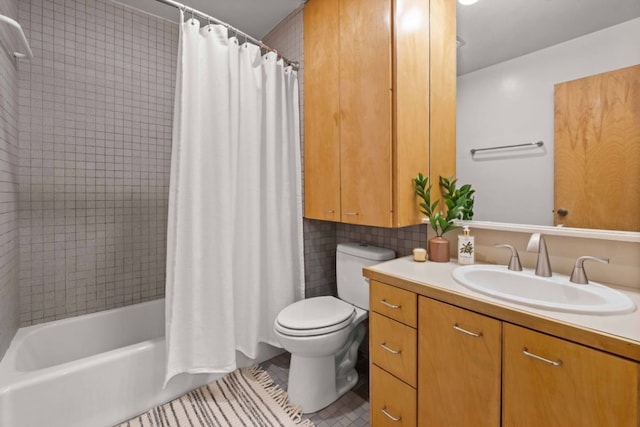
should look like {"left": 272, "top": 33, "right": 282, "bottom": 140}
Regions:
{"left": 116, "top": 365, "right": 314, "bottom": 427}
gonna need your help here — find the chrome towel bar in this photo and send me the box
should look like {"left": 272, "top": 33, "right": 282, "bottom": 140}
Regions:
{"left": 470, "top": 140, "right": 543, "bottom": 155}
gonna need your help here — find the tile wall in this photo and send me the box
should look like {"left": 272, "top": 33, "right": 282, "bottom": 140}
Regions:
{"left": 17, "top": 0, "right": 178, "bottom": 325}
{"left": 0, "top": 0, "right": 20, "bottom": 358}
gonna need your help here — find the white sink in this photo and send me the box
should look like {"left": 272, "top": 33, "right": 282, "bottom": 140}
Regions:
{"left": 451, "top": 265, "right": 636, "bottom": 315}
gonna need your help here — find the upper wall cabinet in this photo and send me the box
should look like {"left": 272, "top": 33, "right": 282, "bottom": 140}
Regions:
{"left": 303, "top": 0, "right": 456, "bottom": 227}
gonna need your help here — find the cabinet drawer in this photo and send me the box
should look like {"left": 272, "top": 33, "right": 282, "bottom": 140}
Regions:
{"left": 370, "top": 280, "right": 417, "bottom": 327}
{"left": 370, "top": 364, "right": 416, "bottom": 426}
{"left": 370, "top": 312, "right": 417, "bottom": 387}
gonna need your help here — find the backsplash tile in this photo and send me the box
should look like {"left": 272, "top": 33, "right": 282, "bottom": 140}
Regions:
{"left": 337, "top": 223, "right": 427, "bottom": 259}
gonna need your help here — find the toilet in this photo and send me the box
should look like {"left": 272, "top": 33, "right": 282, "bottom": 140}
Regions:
{"left": 274, "top": 242, "right": 395, "bottom": 413}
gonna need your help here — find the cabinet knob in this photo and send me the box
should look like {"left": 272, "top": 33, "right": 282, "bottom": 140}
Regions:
{"left": 556, "top": 208, "right": 568, "bottom": 217}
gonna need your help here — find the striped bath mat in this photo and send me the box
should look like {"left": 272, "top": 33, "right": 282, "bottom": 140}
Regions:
{"left": 116, "top": 365, "right": 314, "bottom": 427}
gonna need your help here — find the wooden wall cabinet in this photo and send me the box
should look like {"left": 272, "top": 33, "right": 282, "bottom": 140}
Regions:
{"left": 369, "top": 280, "right": 640, "bottom": 426}
{"left": 303, "top": 0, "right": 456, "bottom": 227}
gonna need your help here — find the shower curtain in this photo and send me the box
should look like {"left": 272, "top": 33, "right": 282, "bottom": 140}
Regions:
{"left": 164, "top": 12, "right": 304, "bottom": 386}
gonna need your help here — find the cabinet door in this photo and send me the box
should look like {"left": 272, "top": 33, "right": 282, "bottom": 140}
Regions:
{"left": 339, "top": 0, "right": 393, "bottom": 226}
{"left": 418, "top": 297, "right": 501, "bottom": 427}
{"left": 371, "top": 364, "right": 417, "bottom": 426}
{"left": 503, "top": 323, "right": 640, "bottom": 427}
{"left": 303, "top": 0, "right": 341, "bottom": 221}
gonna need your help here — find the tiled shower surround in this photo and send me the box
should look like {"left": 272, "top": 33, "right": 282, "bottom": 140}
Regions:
{"left": 17, "top": 0, "right": 177, "bottom": 325}
{"left": 10, "top": 0, "right": 426, "bottom": 332}
{"left": 0, "top": 0, "right": 21, "bottom": 357}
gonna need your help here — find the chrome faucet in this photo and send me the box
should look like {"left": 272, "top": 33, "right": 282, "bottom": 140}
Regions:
{"left": 527, "top": 233, "right": 552, "bottom": 277}
{"left": 570, "top": 256, "right": 610, "bottom": 284}
{"left": 495, "top": 244, "right": 522, "bottom": 271}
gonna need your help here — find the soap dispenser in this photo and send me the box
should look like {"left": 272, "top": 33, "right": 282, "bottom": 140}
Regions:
{"left": 458, "top": 226, "right": 475, "bottom": 265}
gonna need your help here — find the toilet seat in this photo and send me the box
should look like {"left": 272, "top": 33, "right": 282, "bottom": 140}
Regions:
{"left": 275, "top": 296, "right": 356, "bottom": 337}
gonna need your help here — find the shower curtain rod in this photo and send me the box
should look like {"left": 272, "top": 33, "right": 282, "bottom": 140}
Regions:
{"left": 154, "top": 0, "right": 299, "bottom": 70}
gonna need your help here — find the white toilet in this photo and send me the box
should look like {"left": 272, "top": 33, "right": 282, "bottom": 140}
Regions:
{"left": 274, "top": 242, "right": 395, "bottom": 413}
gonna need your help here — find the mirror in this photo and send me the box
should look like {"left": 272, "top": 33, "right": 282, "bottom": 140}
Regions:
{"left": 455, "top": 0, "right": 640, "bottom": 231}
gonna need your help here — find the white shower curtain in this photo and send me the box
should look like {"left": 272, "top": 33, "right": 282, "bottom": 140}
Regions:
{"left": 164, "top": 13, "right": 304, "bottom": 386}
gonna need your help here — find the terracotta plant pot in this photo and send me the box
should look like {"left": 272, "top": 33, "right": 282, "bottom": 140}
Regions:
{"left": 428, "top": 237, "right": 450, "bottom": 262}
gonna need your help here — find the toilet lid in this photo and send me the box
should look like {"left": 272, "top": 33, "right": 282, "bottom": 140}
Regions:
{"left": 275, "top": 296, "right": 356, "bottom": 336}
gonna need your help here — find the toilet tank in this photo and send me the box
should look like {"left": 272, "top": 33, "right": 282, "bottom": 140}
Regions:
{"left": 336, "top": 243, "right": 395, "bottom": 310}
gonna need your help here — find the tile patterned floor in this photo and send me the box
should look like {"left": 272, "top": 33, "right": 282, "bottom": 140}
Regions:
{"left": 261, "top": 352, "right": 370, "bottom": 426}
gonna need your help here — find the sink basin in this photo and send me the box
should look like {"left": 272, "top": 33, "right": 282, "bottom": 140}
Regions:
{"left": 451, "top": 265, "right": 636, "bottom": 315}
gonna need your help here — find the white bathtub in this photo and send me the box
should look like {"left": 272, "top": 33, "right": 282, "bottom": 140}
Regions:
{"left": 0, "top": 299, "right": 282, "bottom": 427}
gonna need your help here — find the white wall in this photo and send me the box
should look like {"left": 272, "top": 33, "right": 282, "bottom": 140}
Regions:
{"left": 457, "top": 18, "right": 640, "bottom": 226}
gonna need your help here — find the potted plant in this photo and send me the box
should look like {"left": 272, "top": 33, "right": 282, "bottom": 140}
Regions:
{"left": 414, "top": 173, "right": 475, "bottom": 262}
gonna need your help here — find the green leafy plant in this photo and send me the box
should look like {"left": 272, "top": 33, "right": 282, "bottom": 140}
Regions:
{"left": 439, "top": 176, "right": 475, "bottom": 221}
{"left": 414, "top": 173, "right": 475, "bottom": 237}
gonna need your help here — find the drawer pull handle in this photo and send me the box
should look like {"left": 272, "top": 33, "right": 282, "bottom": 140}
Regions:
{"left": 345, "top": 212, "right": 359, "bottom": 216}
{"left": 323, "top": 209, "right": 335, "bottom": 214}
{"left": 381, "top": 406, "right": 402, "bottom": 422}
{"left": 380, "top": 299, "right": 401, "bottom": 309}
{"left": 453, "top": 323, "right": 483, "bottom": 337}
{"left": 523, "top": 348, "right": 562, "bottom": 367}
{"left": 380, "top": 342, "right": 401, "bottom": 355}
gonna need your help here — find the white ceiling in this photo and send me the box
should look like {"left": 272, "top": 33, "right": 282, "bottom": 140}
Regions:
{"left": 115, "top": 0, "right": 640, "bottom": 74}
{"left": 457, "top": 0, "right": 640, "bottom": 75}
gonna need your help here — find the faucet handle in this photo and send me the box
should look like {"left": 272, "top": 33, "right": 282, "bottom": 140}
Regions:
{"left": 569, "top": 256, "right": 610, "bottom": 284}
{"left": 495, "top": 244, "right": 523, "bottom": 271}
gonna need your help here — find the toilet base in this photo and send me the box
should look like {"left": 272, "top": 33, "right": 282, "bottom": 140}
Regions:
{"left": 286, "top": 322, "right": 365, "bottom": 414}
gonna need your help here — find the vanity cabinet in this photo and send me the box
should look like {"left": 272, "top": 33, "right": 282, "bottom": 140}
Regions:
{"left": 368, "top": 277, "right": 640, "bottom": 427}
{"left": 303, "top": 0, "right": 456, "bottom": 227}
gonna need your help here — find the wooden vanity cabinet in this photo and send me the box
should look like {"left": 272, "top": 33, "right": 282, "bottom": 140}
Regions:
{"left": 368, "top": 278, "right": 640, "bottom": 427}
{"left": 503, "top": 323, "right": 640, "bottom": 427}
{"left": 303, "top": 0, "right": 456, "bottom": 227}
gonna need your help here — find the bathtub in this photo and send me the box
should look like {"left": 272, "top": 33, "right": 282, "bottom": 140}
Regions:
{"left": 0, "top": 299, "right": 282, "bottom": 427}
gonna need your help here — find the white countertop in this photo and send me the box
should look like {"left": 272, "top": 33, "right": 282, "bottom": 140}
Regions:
{"left": 365, "top": 256, "right": 640, "bottom": 351}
